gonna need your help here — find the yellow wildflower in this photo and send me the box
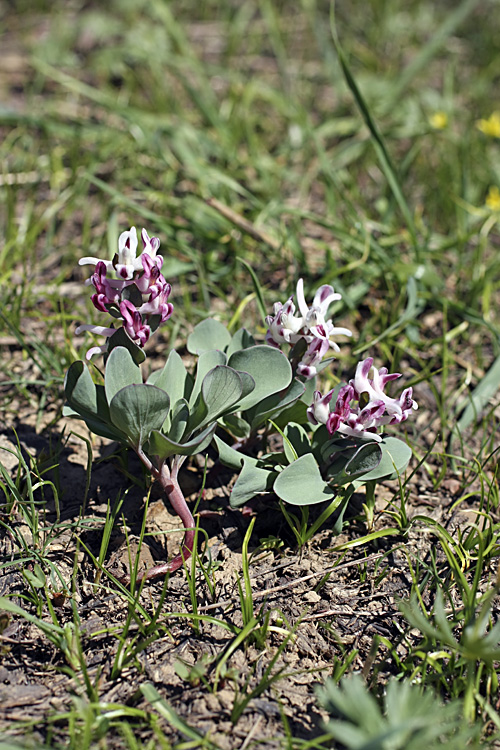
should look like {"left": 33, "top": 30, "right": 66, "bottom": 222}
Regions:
{"left": 476, "top": 112, "right": 500, "bottom": 138}
{"left": 486, "top": 186, "right": 500, "bottom": 212}
{"left": 429, "top": 111, "right": 448, "bottom": 130}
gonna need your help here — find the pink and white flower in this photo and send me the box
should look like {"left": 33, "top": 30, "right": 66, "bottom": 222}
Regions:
{"left": 76, "top": 226, "right": 173, "bottom": 358}
{"left": 120, "top": 299, "right": 151, "bottom": 347}
{"left": 296, "top": 337, "right": 330, "bottom": 379}
{"left": 307, "top": 358, "right": 418, "bottom": 441}
{"left": 265, "top": 296, "right": 304, "bottom": 347}
{"left": 266, "top": 278, "right": 352, "bottom": 378}
{"left": 79, "top": 227, "right": 162, "bottom": 280}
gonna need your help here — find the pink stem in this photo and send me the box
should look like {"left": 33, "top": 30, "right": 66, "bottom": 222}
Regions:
{"left": 119, "top": 453, "right": 196, "bottom": 585}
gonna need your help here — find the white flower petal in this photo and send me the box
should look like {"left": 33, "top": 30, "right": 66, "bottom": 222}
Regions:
{"left": 118, "top": 227, "right": 138, "bottom": 267}
{"left": 296, "top": 278, "right": 309, "bottom": 318}
{"left": 79, "top": 256, "right": 112, "bottom": 268}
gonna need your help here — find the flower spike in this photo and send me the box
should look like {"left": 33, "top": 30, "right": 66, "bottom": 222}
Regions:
{"left": 266, "top": 278, "right": 352, "bottom": 378}
{"left": 307, "top": 358, "right": 418, "bottom": 441}
{"left": 76, "top": 225, "right": 173, "bottom": 358}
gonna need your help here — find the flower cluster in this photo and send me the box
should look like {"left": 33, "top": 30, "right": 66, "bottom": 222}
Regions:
{"left": 265, "top": 279, "right": 352, "bottom": 378}
{"left": 307, "top": 357, "right": 417, "bottom": 442}
{"left": 76, "top": 227, "right": 173, "bottom": 358}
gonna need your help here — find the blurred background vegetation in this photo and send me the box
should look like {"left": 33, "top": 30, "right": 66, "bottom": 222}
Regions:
{"left": 1, "top": 0, "right": 500, "bottom": 438}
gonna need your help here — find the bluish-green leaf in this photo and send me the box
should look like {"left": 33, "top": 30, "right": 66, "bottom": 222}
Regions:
{"left": 189, "top": 350, "right": 227, "bottom": 410}
{"left": 228, "top": 345, "right": 292, "bottom": 411}
{"left": 229, "top": 461, "right": 277, "bottom": 508}
{"left": 219, "top": 413, "right": 251, "bottom": 439}
{"left": 105, "top": 346, "right": 142, "bottom": 404}
{"left": 269, "top": 374, "right": 317, "bottom": 429}
{"left": 64, "top": 367, "right": 122, "bottom": 440}
{"left": 233, "top": 370, "right": 256, "bottom": 403}
{"left": 316, "top": 356, "right": 337, "bottom": 374}
{"left": 312, "top": 424, "right": 334, "bottom": 462}
{"left": 327, "top": 441, "right": 382, "bottom": 483}
{"left": 247, "top": 378, "right": 306, "bottom": 430}
{"left": 214, "top": 435, "right": 258, "bottom": 471}
{"left": 345, "top": 442, "right": 382, "bottom": 475}
{"left": 187, "top": 318, "right": 231, "bottom": 355}
{"left": 301, "top": 375, "right": 318, "bottom": 403}
{"left": 63, "top": 404, "right": 128, "bottom": 442}
{"left": 147, "top": 349, "right": 192, "bottom": 404}
{"left": 199, "top": 365, "right": 245, "bottom": 426}
{"left": 106, "top": 327, "right": 146, "bottom": 364}
{"left": 274, "top": 453, "right": 337, "bottom": 506}
{"left": 168, "top": 398, "right": 189, "bottom": 443}
{"left": 226, "top": 327, "right": 255, "bottom": 357}
{"left": 95, "top": 384, "right": 113, "bottom": 421}
{"left": 65, "top": 361, "right": 98, "bottom": 415}
{"left": 121, "top": 283, "right": 143, "bottom": 308}
{"left": 148, "top": 423, "right": 216, "bottom": 461}
{"left": 284, "top": 423, "right": 311, "bottom": 459}
{"left": 355, "top": 436, "right": 412, "bottom": 481}
{"left": 272, "top": 399, "right": 308, "bottom": 428}
{"left": 109, "top": 385, "right": 170, "bottom": 449}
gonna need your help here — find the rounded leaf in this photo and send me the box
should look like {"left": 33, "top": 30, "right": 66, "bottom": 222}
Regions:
{"left": 214, "top": 435, "right": 258, "bottom": 471}
{"left": 109, "top": 384, "right": 170, "bottom": 449}
{"left": 229, "top": 461, "right": 277, "bottom": 508}
{"left": 248, "top": 378, "right": 306, "bottom": 431}
{"left": 167, "top": 398, "right": 189, "bottom": 443}
{"left": 356, "top": 436, "right": 412, "bottom": 481}
{"left": 106, "top": 327, "right": 146, "bottom": 364}
{"left": 227, "top": 346, "right": 292, "bottom": 411}
{"left": 187, "top": 319, "right": 231, "bottom": 355}
{"left": 63, "top": 404, "right": 128, "bottom": 442}
{"left": 189, "top": 350, "right": 227, "bottom": 409}
{"left": 226, "top": 328, "right": 255, "bottom": 357}
{"left": 65, "top": 361, "right": 97, "bottom": 416}
{"left": 344, "top": 442, "right": 382, "bottom": 476}
{"left": 284, "top": 423, "right": 311, "bottom": 460}
{"left": 105, "top": 346, "right": 142, "bottom": 404}
{"left": 147, "top": 349, "right": 192, "bottom": 404}
{"left": 200, "top": 365, "right": 246, "bottom": 424}
{"left": 274, "top": 453, "right": 337, "bottom": 506}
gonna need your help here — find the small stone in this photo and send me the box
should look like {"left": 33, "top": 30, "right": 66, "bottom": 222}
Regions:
{"left": 303, "top": 590, "right": 321, "bottom": 603}
{"left": 0, "top": 436, "right": 20, "bottom": 472}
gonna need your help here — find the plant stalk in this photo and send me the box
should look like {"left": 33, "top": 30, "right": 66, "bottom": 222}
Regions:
{"left": 120, "top": 452, "right": 195, "bottom": 585}
{"left": 362, "top": 479, "right": 377, "bottom": 532}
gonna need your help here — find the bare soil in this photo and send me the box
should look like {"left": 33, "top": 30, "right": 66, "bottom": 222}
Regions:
{"left": 0, "top": 367, "right": 497, "bottom": 747}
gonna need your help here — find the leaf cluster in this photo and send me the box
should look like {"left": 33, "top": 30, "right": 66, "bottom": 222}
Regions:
{"left": 63, "top": 321, "right": 293, "bottom": 469}
{"left": 316, "top": 674, "right": 481, "bottom": 749}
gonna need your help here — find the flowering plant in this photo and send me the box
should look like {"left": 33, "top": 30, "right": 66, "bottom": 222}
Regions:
{"left": 214, "top": 281, "right": 417, "bottom": 531}
{"left": 64, "top": 225, "right": 417, "bottom": 583}
{"left": 65, "top": 227, "right": 292, "bottom": 582}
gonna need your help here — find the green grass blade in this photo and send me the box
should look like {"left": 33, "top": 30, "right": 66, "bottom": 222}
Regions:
{"left": 238, "top": 258, "right": 268, "bottom": 324}
{"left": 140, "top": 682, "right": 219, "bottom": 748}
{"left": 329, "top": 6, "right": 419, "bottom": 256}
{"left": 454, "top": 353, "right": 500, "bottom": 435}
